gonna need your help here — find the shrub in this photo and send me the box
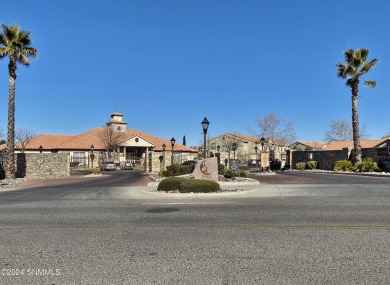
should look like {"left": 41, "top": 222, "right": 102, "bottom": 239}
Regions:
{"left": 237, "top": 170, "right": 248, "bottom": 178}
{"left": 224, "top": 170, "right": 234, "bottom": 179}
{"left": 333, "top": 160, "right": 355, "bottom": 172}
{"left": 355, "top": 158, "right": 381, "bottom": 172}
{"left": 218, "top": 164, "right": 225, "bottom": 175}
{"left": 83, "top": 168, "right": 101, "bottom": 175}
{"left": 295, "top": 162, "right": 306, "bottom": 170}
{"left": 157, "top": 177, "right": 220, "bottom": 193}
{"left": 157, "top": 177, "right": 187, "bottom": 191}
{"left": 165, "top": 164, "right": 194, "bottom": 176}
{"left": 179, "top": 179, "right": 220, "bottom": 193}
{"left": 306, "top": 160, "right": 318, "bottom": 170}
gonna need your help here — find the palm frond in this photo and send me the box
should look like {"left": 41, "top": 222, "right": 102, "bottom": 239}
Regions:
{"left": 359, "top": 48, "right": 369, "bottom": 62}
{"left": 364, "top": 80, "right": 376, "bottom": 88}
{"left": 0, "top": 24, "right": 37, "bottom": 63}
{"left": 346, "top": 78, "right": 353, "bottom": 87}
{"left": 336, "top": 63, "right": 347, "bottom": 78}
{"left": 344, "top": 49, "right": 355, "bottom": 66}
{"left": 359, "top": 60, "right": 377, "bottom": 74}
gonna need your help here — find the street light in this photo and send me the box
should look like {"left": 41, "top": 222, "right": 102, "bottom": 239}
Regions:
{"left": 170, "top": 137, "right": 176, "bottom": 165}
{"left": 232, "top": 142, "right": 237, "bottom": 179}
{"left": 216, "top": 145, "right": 221, "bottom": 165}
{"left": 260, "top": 137, "right": 266, "bottom": 151}
{"left": 149, "top": 146, "right": 154, "bottom": 172}
{"left": 254, "top": 145, "right": 258, "bottom": 167}
{"left": 201, "top": 117, "right": 209, "bottom": 159}
{"left": 90, "top": 145, "right": 95, "bottom": 168}
{"left": 162, "top": 143, "right": 166, "bottom": 170}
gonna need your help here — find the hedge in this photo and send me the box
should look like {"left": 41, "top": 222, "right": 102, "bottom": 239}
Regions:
{"left": 157, "top": 177, "right": 220, "bottom": 193}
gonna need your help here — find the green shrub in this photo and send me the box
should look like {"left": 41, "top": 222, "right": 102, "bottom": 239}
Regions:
{"left": 157, "top": 177, "right": 220, "bottom": 193}
{"left": 355, "top": 158, "right": 381, "bottom": 172}
{"left": 224, "top": 170, "right": 234, "bottom": 178}
{"left": 306, "top": 160, "right": 318, "bottom": 170}
{"left": 179, "top": 179, "right": 220, "bottom": 193}
{"left": 218, "top": 164, "right": 225, "bottom": 175}
{"left": 161, "top": 170, "right": 173, "bottom": 177}
{"left": 333, "top": 160, "right": 355, "bottom": 172}
{"left": 295, "top": 162, "right": 306, "bottom": 170}
{"left": 157, "top": 177, "right": 187, "bottom": 191}
{"left": 237, "top": 170, "right": 248, "bottom": 177}
{"left": 83, "top": 168, "right": 101, "bottom": 175}
{"left": 165, "top": 164, "right": 194, "bottom": 176}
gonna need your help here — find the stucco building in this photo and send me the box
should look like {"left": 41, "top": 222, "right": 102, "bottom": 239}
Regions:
{"left": 1, "top": 112, "right": 198, "bottom": 172}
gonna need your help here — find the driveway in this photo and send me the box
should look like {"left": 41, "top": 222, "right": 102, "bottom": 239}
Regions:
{"left": 0, "top": 170, "right": 389, "bottom": 201}
{"left": 250, "top": 170, "right": 390, "bottom": 184}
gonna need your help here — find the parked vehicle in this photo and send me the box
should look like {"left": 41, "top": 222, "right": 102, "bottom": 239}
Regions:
{"left": 182, "top": 160, "right": 198, "bottom": 166}
{"left": 100, "top": 161, "right": 116, "bottom": 171}
{"left": 120, "top": 161, "right": 134, "bottom": 170}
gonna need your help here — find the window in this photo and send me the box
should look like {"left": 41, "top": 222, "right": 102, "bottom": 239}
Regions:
{"left": 73, "top": 151, "right": 86, "bottom": 164}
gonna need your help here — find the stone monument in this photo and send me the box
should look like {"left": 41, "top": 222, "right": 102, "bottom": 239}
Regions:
{"left": 192, "top": 157, "right": 219, "bottom": 182}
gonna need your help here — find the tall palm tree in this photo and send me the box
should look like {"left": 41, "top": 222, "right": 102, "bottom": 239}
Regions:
{"left": 336, "top": 48, "right": 378, "bottom": 164}
{"left": 0, "top": 24, "right": 38, "bottom": 179}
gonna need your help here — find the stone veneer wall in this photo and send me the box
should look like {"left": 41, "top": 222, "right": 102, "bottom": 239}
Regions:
{"left": 16, "top": 153, "right": 70, "bottom": 179}
{"left": 287, "top": 147, "right": 390, "bottom": 172}
{"left": 289, "top": 148, "right": 351, "bottom": 170}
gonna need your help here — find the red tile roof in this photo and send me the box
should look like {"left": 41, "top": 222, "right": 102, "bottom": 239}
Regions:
{"left": 15, "top": 128, "right": 197, "bottom": 153}
{"left": 298, "top": 141, "right": 327, "bottom": 149}
{"left": 15, "top": 134, "right": 76, "bottom": 150}
{"left": 0, "top": 143, "right": 6, "bottom": 151}
{"left": 324, "top": 139, "right": 386, "bottom": 151}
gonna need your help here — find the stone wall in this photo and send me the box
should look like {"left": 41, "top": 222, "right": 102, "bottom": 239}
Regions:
{"left": 15, "top": 153, "right": 70, "bottom": 179}
{"left": 288, "top": 147, "right": 390, "bottom": 172}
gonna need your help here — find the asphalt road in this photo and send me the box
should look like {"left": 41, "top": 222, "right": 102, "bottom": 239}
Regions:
{"left": 1, "top": 171, "right": 390, "bottom": 284}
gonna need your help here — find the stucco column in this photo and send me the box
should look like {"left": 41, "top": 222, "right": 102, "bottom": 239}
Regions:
{"left": 123, "top": 146, "right": 126, "bottom": 161}
{"left": 145, "top": 148, "right": 149, "bottom": 172}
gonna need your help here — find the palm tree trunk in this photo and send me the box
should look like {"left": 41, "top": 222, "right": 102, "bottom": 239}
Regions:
{"left": 351, "top": 80, "right": 362, "bottom": 164}
{"left": 5, "top": 58, "right": 17, "bottom": 179}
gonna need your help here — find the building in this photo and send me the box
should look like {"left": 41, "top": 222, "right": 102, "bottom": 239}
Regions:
{"left": 289, "top": 141, "right": 327, "bottom": 151}
{"left": 207, "top": 133, "right": 288, "bottom": 166}
{"left": 1, "top": 113, "right": 198, "bottom": 172}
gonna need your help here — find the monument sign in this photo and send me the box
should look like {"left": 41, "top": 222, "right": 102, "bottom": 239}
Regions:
{"left": 192, "top": 157, "right": 219, "bottom": 181}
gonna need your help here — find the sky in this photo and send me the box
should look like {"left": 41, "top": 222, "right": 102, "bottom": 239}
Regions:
{"left": 1, "top": 0, "right": 389, "bottom": 147}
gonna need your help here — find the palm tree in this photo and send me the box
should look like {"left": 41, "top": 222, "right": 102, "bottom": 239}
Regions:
{"left": 336, "top": 48, "right": 378, "bottom": 164}
{"left": 0, "top": 24, "right": 38, "bottom": 179}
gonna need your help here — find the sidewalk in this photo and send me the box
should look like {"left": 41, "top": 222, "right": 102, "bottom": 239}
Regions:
{"left": 125, "top": 183, "right": 390, "bottom": 199}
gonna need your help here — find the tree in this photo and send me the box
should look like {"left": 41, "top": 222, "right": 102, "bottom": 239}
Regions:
{"left": 0, "top": 24, "right": 38, "bottom": 179}
{"left": 0, "top": 128, "right": 5, "bottom": 144}
{"left": 255, "top": 112, "right": 297, "bottom": 145}
{"left": 15, "top": 128, "right": 35, "bottom": 153}
{"left": 324, "top": 119, "right": 369, "bottom": 142}
{"left": 98, "top": 126, "right": 124, "bottom": 161}
{"left": 336, "top": 48, "right": 378, "bottom": 164}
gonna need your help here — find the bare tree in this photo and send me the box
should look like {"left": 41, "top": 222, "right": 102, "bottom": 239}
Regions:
{"left": 98, "top": 126, "right": 124, "bottom": 161}
{"left": 0, "top": 129, "right": 5, "bottom": 144}
{"left": 324, "top": 119, "right": 369, "bottom": 142}
{"left": 15, "top": 128, "right": 35, "bottom": 153}
{"left": 255, "top": 112, "right": 297, "bottom": 144}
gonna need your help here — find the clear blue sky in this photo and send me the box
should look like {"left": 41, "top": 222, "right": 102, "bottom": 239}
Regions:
{"left": 1, "top": 0, "right": 389, "bottom": 146}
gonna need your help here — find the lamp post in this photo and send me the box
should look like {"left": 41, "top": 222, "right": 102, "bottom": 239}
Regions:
{"left": 162, "top": 143, "right": 166, "bottom": 170}
{"left": 170, "top": 137, "right": 175, "bottom": 165}
{"left": 201, "top": 117, "right": 209, "bottom": 159}
{"left": 260, "top": 137, "right": 266, "bottom": 151}
{"left": 232, "top": 142, "right": 237, "bottom": 179}
{"left": 90, "top": 145, "right": 95, "bottom": 168}
{"left": 216, "top": 145, "right": 220, "bottom": 166}
{"left": 149, "top": 146, "right": 154, "bottom": 172}
{"left": 254, "top": 145, "right": 258, "bottom": 167}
